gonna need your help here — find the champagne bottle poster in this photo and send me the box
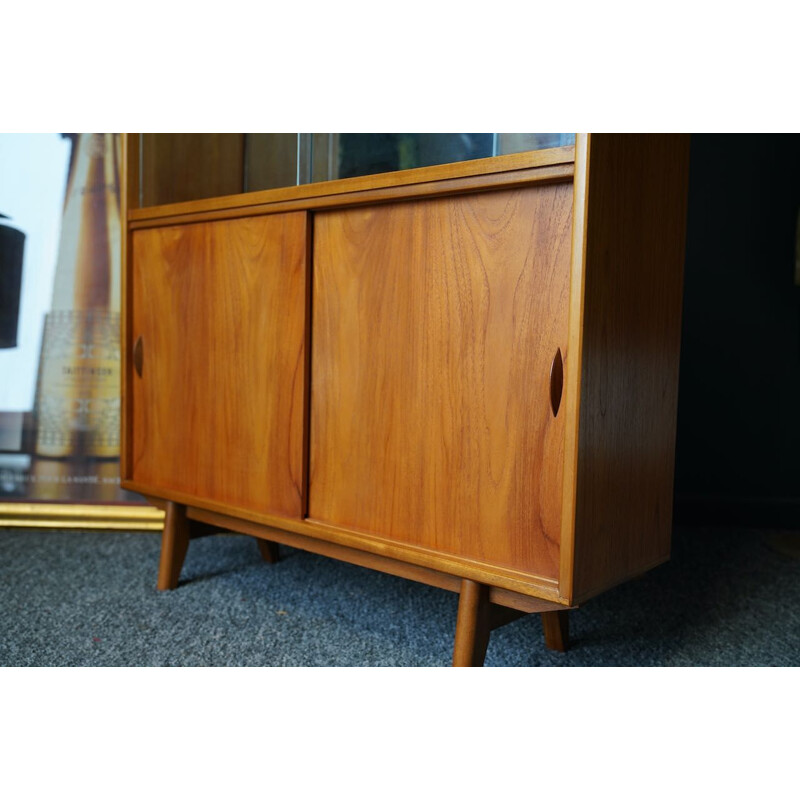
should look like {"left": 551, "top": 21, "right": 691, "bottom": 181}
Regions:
{"left": 0, "top": 133, "right": 143, "bottom": 505}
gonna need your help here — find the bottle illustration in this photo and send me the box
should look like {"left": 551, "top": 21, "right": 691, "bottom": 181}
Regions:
{"left": 33, "top": 133, "right": 121, "bottom": 458}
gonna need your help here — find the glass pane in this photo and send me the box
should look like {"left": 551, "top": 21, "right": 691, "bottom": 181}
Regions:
{"left": 244, "top": 133, "right": 300, "bottom": 191}
{"left": 496, "top": 133, "right": 575, "bottom": 155}
{"left": 138, "top": 133, "right": 575, "bottom": 207}
{"left": 140, "top": 133, "right": 247, "bottom": 207}
{"left": 308, "top": 133, "right": 575, "bottom": 183}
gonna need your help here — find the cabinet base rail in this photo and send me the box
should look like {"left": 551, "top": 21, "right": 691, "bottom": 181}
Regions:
{"left": 156, "top": 501, "right": 573, "bottom": 666}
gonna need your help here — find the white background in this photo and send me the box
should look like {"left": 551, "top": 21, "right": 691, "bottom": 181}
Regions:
{"left": 0, "top": 134, "right": 70, "bottom": 411}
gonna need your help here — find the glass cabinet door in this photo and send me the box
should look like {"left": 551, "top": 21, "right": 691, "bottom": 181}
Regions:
{"left": 310, "top": 133, "right": 575, "bottom": 182}
{"left": 136, "top": 133, "right": 576, "bottom": 208}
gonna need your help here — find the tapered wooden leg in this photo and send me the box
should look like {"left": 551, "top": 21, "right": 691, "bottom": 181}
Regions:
{"left": 453, "top": 579, "right": 491, "bottom": 667}
{"left": 257, "top": 539, "right": 280, "bottom": 564}
{"left": 157, "top": 502, "right": 190, "bottom": 591}
{"left": 541, "top": 609, "right": 569, "bottom": 652}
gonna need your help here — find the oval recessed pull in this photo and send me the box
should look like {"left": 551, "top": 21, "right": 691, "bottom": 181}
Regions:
{"left": 550, "top": 347, "right": 563, "bottom": 417}
{"left": 133, "top": 336, "right": 143, "bottom": 378}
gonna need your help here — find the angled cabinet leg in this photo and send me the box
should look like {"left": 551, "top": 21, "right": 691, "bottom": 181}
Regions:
{"left": 257, "top": 539, "right": 280, "bottom": 564}
{"left": 157, "top": 501, "right": 190, "bottom": 591}
{"left": 453, "top": 580, "right": 492, "bottom": 667}
{"left": 541, "top": 609, "right": 570, "bottom": 652}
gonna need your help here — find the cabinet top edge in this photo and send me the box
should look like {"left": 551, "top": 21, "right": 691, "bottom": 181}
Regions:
{"left": 128, "top": 144, "right": 576, "bottom": 223}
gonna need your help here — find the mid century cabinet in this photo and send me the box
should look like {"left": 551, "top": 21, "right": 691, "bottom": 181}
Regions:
{"left": 120, "top": 133, "right": 690, "bottom": 666}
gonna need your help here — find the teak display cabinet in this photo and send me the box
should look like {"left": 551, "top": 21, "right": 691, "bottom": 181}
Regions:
{"left": 121, "top": 134, "right": 691, "bottom": 666}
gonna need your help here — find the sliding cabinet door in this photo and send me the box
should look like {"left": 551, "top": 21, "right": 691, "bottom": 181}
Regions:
{"left": 309, "top": 186, "right": 573, "bottom": 580}
{"left": 130, "top": 213, "right": 308, "bottom": 519}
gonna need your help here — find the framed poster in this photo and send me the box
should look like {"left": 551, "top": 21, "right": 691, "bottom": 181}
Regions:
{"left": 0, "top": 133, "right": 162, "bottom": 529}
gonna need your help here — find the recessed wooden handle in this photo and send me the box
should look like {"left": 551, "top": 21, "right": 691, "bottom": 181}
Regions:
{"left": 133, "top": 336, "right": 143, "bottom": 377}
{"left": 550, "top": 347, "right": 563, "bottom": 417}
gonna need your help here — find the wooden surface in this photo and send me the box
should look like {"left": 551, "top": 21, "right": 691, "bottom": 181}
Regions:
{"left": 569, "top": 134, "right": 691, "bottom": 603}
{"left": 558, "top": 133, "right": 590, "bottom": 602}
{"left": 453, "top": 580, "right": 491, "bottom": 666}
{"left": 129, "top": 145, "right": 576, "bottom": 224}
{"left": 130, "top": 212, "right": 308, "bottom": 519}
{"left": 120, "top": 133, "right": 139, "bottom": 480}
{"left": 541, "top": 609, "right": 569, "bottom": 652}
{"left": 128, "top": 165, "right": 576, "bottom": 232}
{"left": 125, "top": 477, "right": 564, "bottom": 599}
{"left": 309, "top": 186, "right": 574, "bottom": 580}
{"left": 185, "top": 505, "right": 570, "bottom": 611}
{"left": 123, "top": 134, "right": 690, "bottom": 624}
{"left": 452, "top": 581, "right": 531, "bottom": 666}
{"left": 157, "top": 501, "right": 189, "bottom": 590}
{"left": 140, "top": 134, "right": 245, "bottom": 207}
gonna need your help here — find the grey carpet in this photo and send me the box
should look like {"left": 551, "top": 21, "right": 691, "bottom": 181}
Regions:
{"left": 1, "top": 526, "right": 798, "bottom": 666}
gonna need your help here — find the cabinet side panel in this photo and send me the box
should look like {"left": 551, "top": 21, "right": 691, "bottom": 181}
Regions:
{"left": 309, "top": 186, "right": 573, "bottom": 580}
{"left": 120, "top": 133, "right": 139, "bottom": 481}
{"left": 572, "top": 134, "right": 690, "bottom": 602}
{"left": 130, "top": 213, "right": 307, "bottom": 518}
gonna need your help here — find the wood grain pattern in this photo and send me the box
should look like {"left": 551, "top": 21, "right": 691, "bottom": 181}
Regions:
{"left": 570, "top": 134, "right": 691, "bottom": 603}
{"left": 541, "top": 609, "right": 569, "bottom": 652}
{"left": 186, "top": 505, "right": 569, "bottom": 608}
{"left": 127, "top": 164, "right": 576, "bottom": 232}
{"left": 120, "top": 133, "right": 139, "bottom": 480}
{"left": 124, "top": 477, "right": 564, "bottom": 601}
{"left": 141, "top": 134, "right": 245, "bottom": 207}
{"left": 157, "top": 501, "right": 190, "bottom": 590}
{"left": 130, "top": 213, "right": 308, "bottom": 519}
{"left": 130, "top": 144, "right": 575, "bottom": 220}
{"left": 452, "top": 583, "right": 530, "bottom": 666}
{"left": 309, "top": 186, "right": 574, "bottom": 580}
{"left": 558, "top": 133, "right": 590, "bottom": 601}
{"left": 453, "top": 580, "right": 491, "bottom": 666}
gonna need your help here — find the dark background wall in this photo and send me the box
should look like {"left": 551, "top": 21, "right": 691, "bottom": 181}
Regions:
{"left": 674, "top": 134, "right": 800, "bottom": 527}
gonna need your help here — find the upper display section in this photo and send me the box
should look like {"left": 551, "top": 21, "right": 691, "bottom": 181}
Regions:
{"left": 136, "top": 133, "right": 576, "bottom": 208}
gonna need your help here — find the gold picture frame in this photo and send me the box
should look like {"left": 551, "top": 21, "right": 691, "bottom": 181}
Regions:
{"left": 0, "top": 502, "right": 164, "bottom": 530}
{"left": 1, "top": 134, "right": 159, "bottom": 529}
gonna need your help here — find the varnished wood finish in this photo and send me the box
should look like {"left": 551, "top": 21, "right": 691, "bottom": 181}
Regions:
{"left": 569, "top": 134, "right": 691, "bottom": 603}
{"left": 120, "top": 133, "right": 140, "bottom": 480}
{"left": 257, "top": 539, "right": 280, "bottom": 564}
{"left": 184, "top": 503, "right": 569, "bottom": 607}
{"left": 122, "top": 132, "right": 141, "bottom": 212}
{"left": 132, "top": 335, "right": 143, "bottom": 377}
{"left": 125, "top": 477, "right": 565, "bottom": 599}
{"left": 175, "top": 503, "right": 561, "bottom": 664}
{"left": 310, "top": 186, "right": 573, "bottom": 580}
{"left": 157, "top": 501, "right": 190, "bottom": 590}
{"left": 131, "top": 145, "right": 575, "bottom": 222}
{"left": 128, "top": 164, "right": 576, "bottom": 231}
{"left": 541, "top": 609, "right": 569, "bottom": 652}
{"left": 452, "top": 583, "right": 529, "bottom": 666}
{"left": 130, "top": 213, "right": 308, "bottom": 519}
{"left": 140, "top": 134, "right": 245, "bottom": 207}
{"left": 453, "top": 580, "right": 491, "bottom": 667}
{"left": 122, "top": 136, "right": 692, "bottom": 663}
{"left": 558, "top": 133, "right": 591, "bottom": 604}
{"left": 487, "top": 587, "right": 573, "bottom": 615}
